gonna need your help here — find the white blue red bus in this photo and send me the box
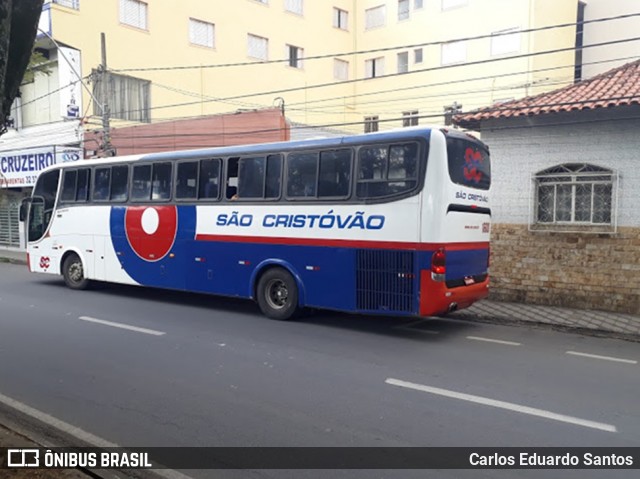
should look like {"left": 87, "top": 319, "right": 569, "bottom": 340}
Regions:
{"left": 22, "top": 127, "right": 491, "bottom": 320}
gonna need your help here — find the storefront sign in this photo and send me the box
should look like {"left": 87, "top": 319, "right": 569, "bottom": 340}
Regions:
{"left": 0, "top": 146, "right": 82, "bottom": 188}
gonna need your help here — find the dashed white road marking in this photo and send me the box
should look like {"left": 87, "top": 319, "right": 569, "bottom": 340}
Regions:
{"left": 0, "top": 391, "right": 193, "bottom": 479}
{"left": 385, "top": 378, "right": 617, "bottom": 433}
{"left": 566, "top": 351, "right": 637, "bottom": 364}
{"left": 466, "top": 336, "right": 521, "bottom": 346}
{"left": 79, "top": 316, "right": 166, "bottom": 336}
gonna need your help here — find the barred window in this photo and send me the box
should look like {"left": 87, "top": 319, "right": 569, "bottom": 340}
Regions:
{"left": 364, "top": 116, "right": 379, "bottom": 133}
{"left": 534, "top": 164, "right": 614, "bottom": 226}
{"left": 402, "top": 110, "right": 418, "bottom": 127}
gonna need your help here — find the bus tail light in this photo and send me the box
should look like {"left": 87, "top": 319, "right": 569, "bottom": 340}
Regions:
{"left": 431, "top": 248, "right": 446, "bottom": 282}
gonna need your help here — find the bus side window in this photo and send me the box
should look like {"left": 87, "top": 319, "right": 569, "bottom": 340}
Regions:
{"left": 319, "top": 149, "right": 351, "bottom": 198}
{"left": 93, "top": 167, "right": 111, "bottom": 201}
{"left": 176, "top": 161, "right": 198, "bottom": 200}
{"left": 152, "top": 163, "right": 172, "bottom": 201}
{"left": 238, "top": 157, "right": 266, "bottom": 199}
{"left": 199, "top": 158, "right": 220, "bottom": 200}
{"left": 265, "top": 154, "right": 282, "bottom": 199}
{"left": 132, "top": 164, "right": 152, "bottom": 201}
{"left": 225, "top": 158, "right": 239, "bottom": 200}
{"left": 61, "top": 170, "right": 78, "bottom": 202}
{"left": 76, "top": 169, "right": 90, "bottom": 202}
{"left": 287, "top": 152, "right": 318, "bottom": 198}
{"left": 110, "top": 165, "right": 129, "bottom": 202}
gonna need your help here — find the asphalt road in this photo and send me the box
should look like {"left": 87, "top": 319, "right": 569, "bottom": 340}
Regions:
{"left": 0, "top": 262, "right": 638, "bottom": 479}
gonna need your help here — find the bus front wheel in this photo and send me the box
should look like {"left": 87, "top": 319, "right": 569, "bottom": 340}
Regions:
{"left": 62, "top": 253, "right": 90, "bottom": 290}
{"left": 256, "top": 267, "right": 299, "bottom": 320}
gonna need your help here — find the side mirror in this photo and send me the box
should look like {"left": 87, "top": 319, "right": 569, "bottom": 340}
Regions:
{"left": 19, "top": 198, "right": 31, "bottom": 222}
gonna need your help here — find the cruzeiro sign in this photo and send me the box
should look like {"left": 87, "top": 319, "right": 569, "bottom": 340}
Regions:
{"left": 0, "top": 146, "right": 82, "bottom": 188}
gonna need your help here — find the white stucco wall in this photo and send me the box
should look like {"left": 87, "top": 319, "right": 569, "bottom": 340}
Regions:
{"left": 478, "top": 107, "right": 640, "bottom": 227}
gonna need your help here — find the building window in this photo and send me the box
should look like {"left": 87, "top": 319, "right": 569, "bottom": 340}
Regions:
{"left": 365, "top": 57, "right": 385, "bottom": 78}
{"left": 365, "top": 5, "right": 386, "bottom": 30}
{"left": 414, "top": 48, "right": 423, "bottom": 64}
{"left": 441, "top": 41, "right": 466, "bottom": 65}
{"left": 285, "top": 0, "right": 303, "bottom": 15}
{"left": 253, "top": 0, "right": 268, "bottom": 4}
{"left": 398, "top": 0, "right": 410, "bottom": 20}
{"left": 334, "top": 58, "right": 349, "bottom": 80}
{"left": 491, "top": 27, "right": 521, "bottom": 56}
{"left": 364, "top": 116, "right": 379, "bottom": 133}
{"left": 414, "top": 0, "right": 424, "bottom": 9}
{"left": 287, "top": 45, "right": 304, "bottom": 68}
{"left": 534, "top": 164, "right": 615, "bottom": 227}
{"left": 120, "top": 0, "right": 147, "bottom": 30}
{"left": 53, "top": 0, "right": 80, "bottom": 9}
{"left": 189, "top": 19, "right": 215, "bottom": 48}
{"left": 397, "top": 52, "right": 409, "bottom": 73}
{"left": 248, "top": 34, "right": 269, "bottom": 60}
{"left": 333, "top": 7, "right": 348, "bottom": 30}
{"left": 442, "top": 0, "right": 468, "bottom": 10}
{"left": 92, "top": 71, "right": 151, "bottom": 123}
{"left": 402, "top": 110, "right": 419, "bottom": 127}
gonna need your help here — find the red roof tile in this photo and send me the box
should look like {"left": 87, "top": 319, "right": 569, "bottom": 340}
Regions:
{"left": 454, "top": 59, "right": 640, "bottom": 130}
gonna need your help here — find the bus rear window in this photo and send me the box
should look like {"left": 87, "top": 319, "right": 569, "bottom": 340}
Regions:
{"left": 446, "top": 138, "right": 490, "bottom": 191}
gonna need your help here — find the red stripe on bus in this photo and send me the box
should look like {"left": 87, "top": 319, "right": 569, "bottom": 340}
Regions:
{"left": 195, "top": 234, "right": 488, "bottom": 251}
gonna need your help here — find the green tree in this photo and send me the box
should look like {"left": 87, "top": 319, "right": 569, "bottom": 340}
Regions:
{"left": 0, "top": 0, "right": 44, "bottom": 134}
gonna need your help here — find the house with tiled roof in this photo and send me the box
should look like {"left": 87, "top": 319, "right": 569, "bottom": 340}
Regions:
{"left": 453, "top": 60, "right": 640, "bottom": 315}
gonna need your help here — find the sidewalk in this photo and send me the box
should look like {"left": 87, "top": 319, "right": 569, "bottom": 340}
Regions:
{"left": 2, "top": 246, "right": 639, "bottom": 339}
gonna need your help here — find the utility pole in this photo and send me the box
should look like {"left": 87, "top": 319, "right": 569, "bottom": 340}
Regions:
{"left": 98, "top": 32, "right": 113, "bottom": 157}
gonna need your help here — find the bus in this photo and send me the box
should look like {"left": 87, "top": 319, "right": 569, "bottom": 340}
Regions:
{"left": 21, "top": 127, "right": 491, "bottom": 320}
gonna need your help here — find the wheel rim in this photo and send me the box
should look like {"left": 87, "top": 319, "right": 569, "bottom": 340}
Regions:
{"left": 265, "top": 278, "right": 289, "bottom": 310}
{"left": 68, "top": 260, "right": 84, "bottom": 284}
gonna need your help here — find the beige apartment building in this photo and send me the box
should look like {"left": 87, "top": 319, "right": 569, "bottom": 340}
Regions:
{"left": 1, "top": 0, "right": 636, "bottom": 246}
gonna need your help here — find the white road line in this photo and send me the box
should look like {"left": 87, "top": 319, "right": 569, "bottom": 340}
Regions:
{"left": 79, "top": 316, "right": 166, "bottom": 336}
{"left": 566, "top": 351, "right": 638, "bottom": 364}
{"left": 0, "top": 392, "right": 193, "bottom": 479}
{"left": 466, "top": 336, "right": 521, "bottom": 346}
{"left": 385, "top": 378, "right": 617, "bottom": 433}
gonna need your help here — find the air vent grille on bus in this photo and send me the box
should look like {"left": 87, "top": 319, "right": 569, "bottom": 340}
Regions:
{"left": 356, "top": 250, "right": 415, "bottom": 313}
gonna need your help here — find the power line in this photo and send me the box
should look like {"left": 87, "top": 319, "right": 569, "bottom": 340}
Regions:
{"left": 111, "top": 12, "right": 640, "bottom": 73}
{"left": 118, "top": 36, "right": 640, "bottom": 117}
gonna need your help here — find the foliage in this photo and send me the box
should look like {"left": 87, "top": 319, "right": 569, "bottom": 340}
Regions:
{"left": 0, "top": 0, "right": 45, "bottom": 134}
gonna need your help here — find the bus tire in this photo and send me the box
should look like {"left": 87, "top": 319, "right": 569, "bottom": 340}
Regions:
{"left": 62, "top": 253, "right": 90, "bottom": 290}
{"left": 256, "top": 267, "right": 299, "bottom": 320}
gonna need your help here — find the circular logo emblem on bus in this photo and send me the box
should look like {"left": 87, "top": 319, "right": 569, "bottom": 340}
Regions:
{"left": 125, "top": 206, "right": 177, "bottom": 261}
{"left": 109, "top": 205, "right": 196, "bottom": 288}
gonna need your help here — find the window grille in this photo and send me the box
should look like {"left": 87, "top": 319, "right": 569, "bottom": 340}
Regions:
{"left": 531, "top": 163, "right": 617, "bottom": 233}
{"left": 248, "top": 34, "right": 269, "bottom": 60}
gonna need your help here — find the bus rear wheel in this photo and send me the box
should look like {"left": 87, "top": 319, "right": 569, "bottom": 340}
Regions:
{"left": 62, "top": 253, "right": 90, "bottom": 290}
{"left": 256, "top": 268, "right": 299, "bottom": 320}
